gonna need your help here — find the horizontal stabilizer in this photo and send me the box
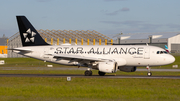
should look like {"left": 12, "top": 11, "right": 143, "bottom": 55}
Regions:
{"left": 8, "top": 48, "right": 32, "bottom": 52}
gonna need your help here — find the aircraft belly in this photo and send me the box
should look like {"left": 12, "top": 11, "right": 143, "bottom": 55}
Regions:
{"left": 55, "top": 59, "right": 75, "bottom": 65}
{"left": 125, "top": 58, "right": 150, "bottom": 66}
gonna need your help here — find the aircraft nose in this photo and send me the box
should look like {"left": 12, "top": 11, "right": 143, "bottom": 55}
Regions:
{"left": 168, "top": 55, "right": 175, "bottom": 64}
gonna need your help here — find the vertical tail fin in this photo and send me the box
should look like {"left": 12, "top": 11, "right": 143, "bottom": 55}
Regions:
{"left": 165, "top": 45, "right": 168, "bottom": 50}
{"left": 165, "top": 45, "right": 170, "bottom": 53}
{"left": 16, "top": 16, "right": 49, "bottom": 46}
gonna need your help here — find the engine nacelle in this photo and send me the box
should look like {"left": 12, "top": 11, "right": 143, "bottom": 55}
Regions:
{"left": 118, "top": 66, "right": 137, "bottom": 72}
{"left": 98, "top": 62, "right": 118, "bottom": 73}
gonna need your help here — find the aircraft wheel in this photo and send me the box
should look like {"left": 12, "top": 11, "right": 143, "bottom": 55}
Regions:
{"left": 147, "top": 72, "right": 152, "bottom": 76}
{"left": 98, "top": 71, "right": 106, "bottom": 76}
{"left": 84, "top": 70, "right": 92, "bottom": 76}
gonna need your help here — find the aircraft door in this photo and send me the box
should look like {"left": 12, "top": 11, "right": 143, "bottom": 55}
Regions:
{"left": 44, "top": 47, "right": 55, "bottom": 61}
{"left": 144, "top": 47, "right": 150, "bottom": 59}
{"left": 44, "top": 48, "right": 50, "bottom": 59}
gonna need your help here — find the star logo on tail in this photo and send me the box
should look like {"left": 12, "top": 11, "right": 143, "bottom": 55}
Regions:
{"left": 23, "top": 28, "right": 36, "bottom": 43}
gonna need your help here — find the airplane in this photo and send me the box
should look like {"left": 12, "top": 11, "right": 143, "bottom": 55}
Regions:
{"left": 12, "top": 16, "right": 175, "bottom": 76}
{"left": 165, "top": 45, "right": 170, "bottom": 53}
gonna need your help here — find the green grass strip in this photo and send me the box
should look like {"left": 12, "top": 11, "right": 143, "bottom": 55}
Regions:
{"left": 0, "top": 77, "right": 179, "bottom": 101}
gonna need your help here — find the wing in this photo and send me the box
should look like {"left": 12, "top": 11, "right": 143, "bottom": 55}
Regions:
{"left": 51, "top": 54, "right": 127, "bottom": 67}
{"left": 52, "top": 54, "right": 109, "bottom": 62}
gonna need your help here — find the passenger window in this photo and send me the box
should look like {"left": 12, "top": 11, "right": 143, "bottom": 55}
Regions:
{"left": 157, "top": 51, "right": 159, "bottom": 54}
{"left": 160, "top": 51, "right": 163, "bottom": 54}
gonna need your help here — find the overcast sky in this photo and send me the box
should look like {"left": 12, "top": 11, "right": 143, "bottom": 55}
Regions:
{"left": 1, "top": 0, "right": 180, "bottom": 38}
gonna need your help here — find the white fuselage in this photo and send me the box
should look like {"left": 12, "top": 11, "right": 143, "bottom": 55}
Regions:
{"left": 14, "top": 45, "right": 175, "bottom": 67}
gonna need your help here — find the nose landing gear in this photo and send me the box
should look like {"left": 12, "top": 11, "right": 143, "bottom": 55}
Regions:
{"left": 146, "top": 66, "right": 152, "bottom": 76}
{"left": 147, "top": 72, "right": 152, "bottom": 76}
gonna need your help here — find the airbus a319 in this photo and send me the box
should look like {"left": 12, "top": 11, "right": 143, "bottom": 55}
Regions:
{"left": 12, "top": 16, "right": 175, "bottom": 76}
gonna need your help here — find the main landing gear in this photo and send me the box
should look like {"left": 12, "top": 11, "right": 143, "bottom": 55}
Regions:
{"left": 98, "top": 71, "right": 106, "bottom": 76}
{"left": 84, "top": 68, "right": 106, "bottom": 76}
{"left": 84, "top": 70, "right": 106, "bottom": 76}
{"left": 84, "top": 68, "right": 92, "bottom": 76}
{"left": 146, "top": 66, "right": 152, "bottom": 76}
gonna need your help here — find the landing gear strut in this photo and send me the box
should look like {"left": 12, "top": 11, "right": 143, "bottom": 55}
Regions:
{"left": 146, "top": 66, "right": 152, "bottom": 76}
{"left": 98, "top": 71, "right": 106, "bottom": 76}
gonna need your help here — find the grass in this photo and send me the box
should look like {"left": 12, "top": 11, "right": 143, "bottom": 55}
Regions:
{"left": 0, "top": 77, "right": 180, "bottom": 101}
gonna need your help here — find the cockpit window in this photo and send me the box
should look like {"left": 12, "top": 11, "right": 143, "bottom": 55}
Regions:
{"left": 157, "top": 51, "right": 168, "bottom": 54}
{"left": 164, "top": 51, "right": 168, "bottom": 54}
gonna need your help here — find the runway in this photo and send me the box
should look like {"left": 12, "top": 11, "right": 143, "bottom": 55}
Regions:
{"left": 1, "top": 67, "right": 180, "bottom": 72}
{"left": 0, "top": 74, "right": 180, "bottom": 79}
{"left": 0, "top": 67, "right": 180, "bottom": 79}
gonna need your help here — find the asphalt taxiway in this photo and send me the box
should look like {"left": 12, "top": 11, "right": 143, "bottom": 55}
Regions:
{"left": 0, "top": 74, "right": 180, "bottom": 79}
{"left": 1, "top": 67, "right": 180, "bottom": 72}
{"left": 1, "top": 67, "right": 180, "bottom": 79}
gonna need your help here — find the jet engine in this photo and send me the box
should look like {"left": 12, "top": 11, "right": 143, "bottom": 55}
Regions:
{"left": 118, "top": 66, "right": 136, "bottom": 72}
{"left": 98, "top": 62, "right": 118, "bottom": 73}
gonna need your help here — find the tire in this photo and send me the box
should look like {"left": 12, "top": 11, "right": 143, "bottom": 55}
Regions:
{"left": 147, "top": 72, "right": 152, "bottom": 76}
{"left": 98, "top": 71, "right": 106, "bottom": 76}
{"left": 84, "top": 70, "right": 92, "bottom": 76}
